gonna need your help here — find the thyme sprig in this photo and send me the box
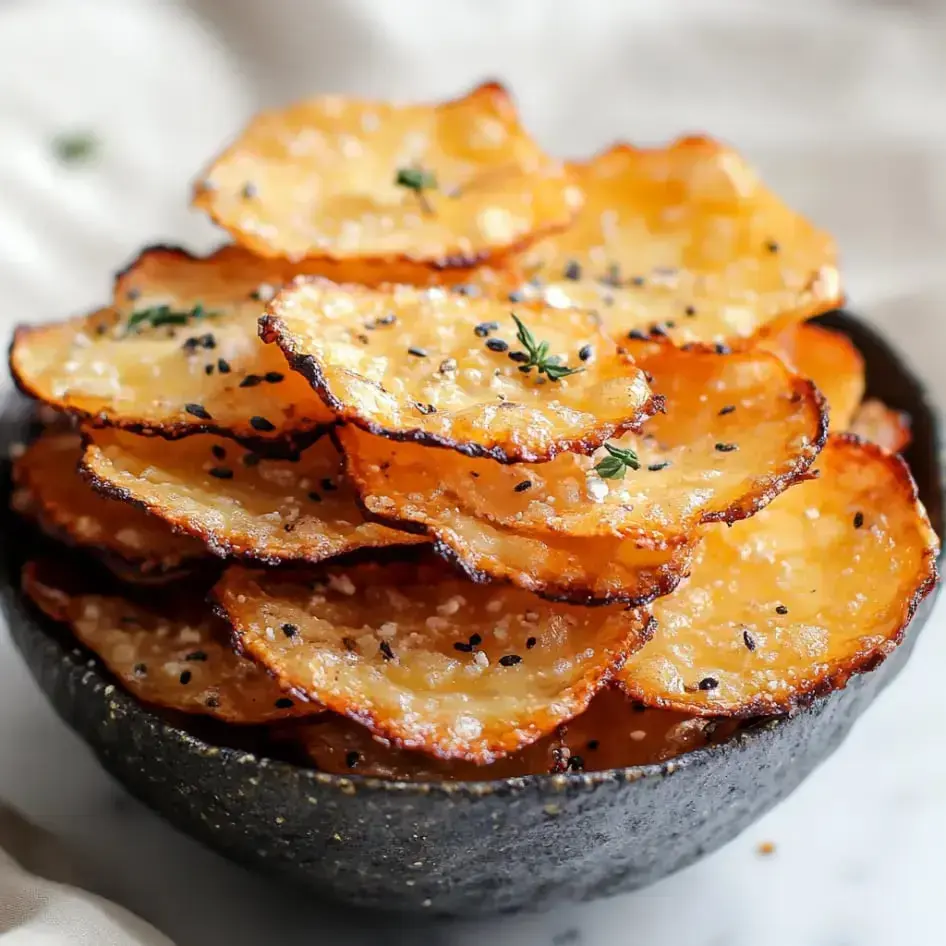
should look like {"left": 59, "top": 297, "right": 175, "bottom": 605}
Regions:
{"left": 126, "top": 303, "right": 219, "bottom": 333}
{"left": 510, "top": 314, "right": 584, "bottom": 382}
{"left": 593, "top": 443, "right": 640, "bottom": 479}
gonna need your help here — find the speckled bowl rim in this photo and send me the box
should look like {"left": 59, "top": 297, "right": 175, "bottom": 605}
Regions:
{"left": 3, "top": 309, "right": 943, "bottom": 799}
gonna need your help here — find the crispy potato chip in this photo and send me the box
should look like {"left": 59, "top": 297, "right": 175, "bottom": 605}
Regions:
{"left": 341, "top": 342, "right": 825, "bottom": 540}
{"left": 284, "top": 714, "right": 558, "bottom": 780}
{"left": 512, "top": 139, "right": 841, "bottom": 345}
{"left": 21, "top": 562, "right": 315, "bottom": 724}
{"left": 10, "top": 246, "right": 337, "bottom": 452}
{"left": 193, "top": 82, "right": 580, "bottom": 266}
{"left": 262, "top": 280, "right": 656, "bottom": 462}
{"left": 760, "top": 323, "right": 864, "bottom": 429}
{"left": 81, "top": 429, "right": 425, "bottom": 563}
{"left": 338, "top": 342, "right": 824, "bottom": 602}
{"left": 213, "top": 560, "right": 651, "bottom": 762}
{"left": 283, "top": 687, "right": 740, "bottom": 779}
{"left": 12, "top": 432, "right": 206, "bottom": 577}
{"left": 619, "top": 435, "right": 939, "bottom": 715}
{"left": 850, "top": 399, "right": 912, "bottom": 454}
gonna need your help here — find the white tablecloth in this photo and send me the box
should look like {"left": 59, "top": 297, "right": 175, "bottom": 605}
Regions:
{"left": 1, "top": 1, "right": 944, "bottom": 943}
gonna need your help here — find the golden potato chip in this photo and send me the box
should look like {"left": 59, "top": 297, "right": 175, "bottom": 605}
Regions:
{"left": 12, "top": 432, "right": 205, "bottom": 578}
{"left": 213, "top": 560, "right": 651, "bottom": 762}
{"left": 284, "top": 714, "right": 558, "bottom": 780}
{"left": 341, "top": 342, "right": 825, "bottom": 540}
{"left": 21, "top": 562, "right": 315, "bottom": 724}
{"left": 850, "top": 399, "right": 912, "bottom": 454}
{"left": 81, "top": 429, "right": 425, "bottom": 563}
{"left": 284, "top": 687, "right": 739, "bottom": 779}
{"left": 10, "top": 246, "right": 337, "bottom": 452}
{"left": 262, "top": 280, "right": 656, "bottom": 462}
{"left": 431, "top": 516, "right": 694, "bottom": 606}
{"left": 760, "top": 322, "right": 864, "bottom": 429}
{"left": 338, "top": 342, "right": 824, "bottom": 602}
{"left": 512, "top": 139, "right": 841, "bottom": 344}
{"left": 193, "top": 82, "right": 580, "bottom": 265}
{"left": 619, "top": 435, "right": 939, "bottom": 715}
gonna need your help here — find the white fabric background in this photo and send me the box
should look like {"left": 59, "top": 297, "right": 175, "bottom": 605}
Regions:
{"left": 0, "top": 1, "right": 944, "bottom": 944}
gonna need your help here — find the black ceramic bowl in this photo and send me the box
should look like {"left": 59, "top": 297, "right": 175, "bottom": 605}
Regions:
{"left": 1, "top": 311, "right": 942, "bottom": 917}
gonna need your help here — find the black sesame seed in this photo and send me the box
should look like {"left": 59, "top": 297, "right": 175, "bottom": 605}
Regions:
{"left": 526, "top": 636, "right": 537, "bottom": 650}
{"left": 249, "top": 415, "right": 275, "bottom": 432}
{"left": 563, "top": 260, "right": 582, "bottom": 280}
{"left": 211, "top": 444, "right": 227, "bottom": 460}
{"left": 345, "top": 751, "right": 361, "bottom": 769}
{"left": 684, "top": 305, "right": 697, "bottom": 317}
{"left": 185, "top": 650, "right": 208, "bottom": 662}
{"left": 184, "top": 403, "right": 211, "bottom": 420}
{"left": 647, "top": 461, "right": 671, "bottom": 472}
{"left": 718, "top": 405, "right": 736, "bottom": 416}
{"left": 208, "top": 466, "right": 233, "bottom": 479}
{"left": 377, "top": 312, "right": 397, "bottom": 326}
{"left": 204, "top": 364, "right": 214, "bottom": 375}
{"left": 474, "top": 321, "right": 499, "bottom": 337}
{"left": 578, "top": 344, "right": 593, "bottom": 362}
{"left": 217, "top": 358, "right": 231, "bottom": 374}
{"left": 416, "top": 402, "right": 437, "bottom": 415}
{"left": 379, "top": 640, "right": 395, "bottom": 661}
{"left": 517, "top": 365, "right": 532, "bottom": 373}
{"left": 239, "top": 375, "right": 262, "bottom": 388}
{"left": 205, "top": 695, "right": 220, "bottom": 708}
{"left": 453, "top": 641, "right": 473, "bottom": 653}
{"left": 775, "top": 605, "right": 789, "bottom": 615}
{"left": 499, "top": 654, "right": 522, "bottom": 667}
{"left": 649, "top": 324, "right": 668, "bottom": 338}
{"left": 439, "top": 358, "right": 457, "bottom": 373}
{"left": 743, "top": 630, "right": 757, "bottom": 651}
{"left": 508, "top": 350, "right": 530, "bottom": 363}
{"left": 630, "top": 276, "right": 645, "bottom": 287}
{"left": 307, "top": 491, "right": 322, "bottom": 503}
{"left": 854, "top": 511, "right": 864, "bottom": 529}
{"left": 698, "top": 676, "right": 719, "bottom": 691}
{"left": 514, "top": 480, "right": 532, "bottom": 492}
{"left": 198, "top": 333, "right": 216, "bottom": 349}
{"left": 281, "top": 623, "right": 298, "bottom": 638}
{"left": 626, "top": 329, "right": 648, "bottom": 341}
{"left": 264, "top": 371, "right": 284, "bottom": 383}
{"left": 321, "top": 478, "right": 337, "bottom": 492}
{"left": 715, "top": 442, "right": 738, "bottom": 453}
{"left": 765, "top": 239, "right": 780, "bottom": 253}
{"left": 486, "top": 338, "right": 509, "bottom": 353}
{"left": 241, "top": 181, "right": 258, "bottom": 199}
{"left": 179, "top": 670, "right": 192, "bottom": 685}
{"left": 468, "top": 633, "right": 482, "bottom": 647}
{"left": 587, "top": 739, "right": 600, "bottom": 751}
{"left": 714, "top": 343, "right": 732, "bottom": 355}
{"left": 133, "top": 663, "right": 147, "bottom": 676}
{"left": 507, "top": 291, "right": 525, "bottom": 303}
{"left": 274, "top": 697, "right": 294, "bottom": 709}
{"left": 407, "top": 346, "right": 428, "bottom": 358}
{"left": 242, "top": 452, "right": 261, "bottom": 467}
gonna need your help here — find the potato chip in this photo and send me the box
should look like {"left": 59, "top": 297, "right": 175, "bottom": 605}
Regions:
{"left": 213, "top": 560, "right": 651, "bottom": 762}
{"left": 850, "top": 399, "right": 912, "bottom": 454}
{"left": 760, "top": 322, "right": 864, "bottom": 429}
{"left": 619, "top": 436, "right": 939, "bottom": 715}
{"left": 21, "top": 562, "right": 315, "bottom": 724}
{"left": 284, "top": 687, "right": 739, "bottom": 779}
{"left": 262, "top": 280, "right": 656, "bottom": 462}
{"left": 12, "top": 432, "right": 205, "bottom": 577}
{"left": 512, "top": 139, "right": 841, "bottom": 345}
{"left": 81, "top": 429, "right": 424, "bottom": 563}
{"left": 340, "top": 342, "right": 825, "bottom": 541}
{"left": 193, "top": 82, "right": 580, "bottom": 265}
{"left": 284, "top": 714, "right": 558, "bottom": 780}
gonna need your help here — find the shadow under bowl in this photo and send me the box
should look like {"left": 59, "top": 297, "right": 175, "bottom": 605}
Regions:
{"left": 1, "top": 310, "right": 942, "bottom": 917}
